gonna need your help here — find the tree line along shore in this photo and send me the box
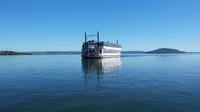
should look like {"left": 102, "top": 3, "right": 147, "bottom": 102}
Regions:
{"left": 0, "top": 48, "right": 186, "bottom": 56}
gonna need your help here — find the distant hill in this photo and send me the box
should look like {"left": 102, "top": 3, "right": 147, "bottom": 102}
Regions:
{"left": 146, "top": 48, "right": 185, "bottom": 54}
{"left": 0, "top": 51, "right": 32, "bottom": 55}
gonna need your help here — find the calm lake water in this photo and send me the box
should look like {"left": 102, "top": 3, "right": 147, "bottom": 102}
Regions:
{"left": 0, "top": 54, "right": 200, "bottom": 112}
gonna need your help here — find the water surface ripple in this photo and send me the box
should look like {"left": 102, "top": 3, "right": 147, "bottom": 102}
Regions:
{"left": 0, "top": 54, "right": 200, "bottom": 112}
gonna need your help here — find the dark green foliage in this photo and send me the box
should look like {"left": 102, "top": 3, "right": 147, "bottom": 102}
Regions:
{"left": 0, "top": 51, "right": 32, "bottom": 55}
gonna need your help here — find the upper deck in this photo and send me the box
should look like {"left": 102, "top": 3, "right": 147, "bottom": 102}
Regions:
{"left": 98, "top": 41, "right": 121, "bottom": 48}
{"left": 83, "top": 41, "right": 121, "bottom": 49}
{"left": 82, "top": 32, "right": 122, "bottom": 49}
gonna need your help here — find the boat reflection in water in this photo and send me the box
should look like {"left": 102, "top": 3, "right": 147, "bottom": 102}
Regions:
{"left": 81, "top": 58, "right": 121, "bottom": 81}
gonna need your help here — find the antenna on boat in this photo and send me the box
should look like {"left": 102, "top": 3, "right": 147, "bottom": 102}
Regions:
{"left": 85, "top": 32, "right": 87, "bottom": 42}
{"left": 117, "top": 40, "right": 118, "bottom": 44}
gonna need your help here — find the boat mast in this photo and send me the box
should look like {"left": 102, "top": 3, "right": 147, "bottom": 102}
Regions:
{"left": 97, "top": 31, "right": 100, "bottom": 49}
{"left": 97, "top": 31, "right": 99, "bottom": 42}
{"left": 85, "top": 32, "right": 87, "bottom": 42}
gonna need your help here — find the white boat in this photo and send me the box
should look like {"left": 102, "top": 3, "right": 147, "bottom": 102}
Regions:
{"left": 81, "top": 32, "right": 122, "bottom": 58}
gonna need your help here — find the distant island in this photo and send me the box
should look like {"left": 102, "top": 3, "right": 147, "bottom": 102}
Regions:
{"left": 0, "top": 51, "right": 32, "bottom": 55}
{"left": 146, "top": 48, "right": 185, "bottom": 54}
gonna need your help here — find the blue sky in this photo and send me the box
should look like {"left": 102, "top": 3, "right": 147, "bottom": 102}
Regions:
{"left": 0, "top": 0, "right": 200, "bottom": 51}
